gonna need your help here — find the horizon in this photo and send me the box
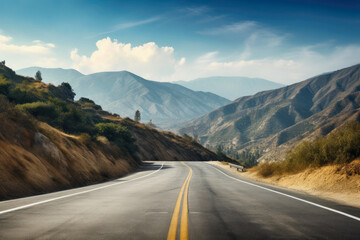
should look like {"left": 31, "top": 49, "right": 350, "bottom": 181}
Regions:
{"left": 1, "top": 0, "right": 360, "bottom": 84}
{"left": 15, "top": 62, "right": 360, "bottom": 84}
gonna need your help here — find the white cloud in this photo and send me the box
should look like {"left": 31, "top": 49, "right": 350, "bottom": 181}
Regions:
{"left": 70, "top": 37, "right": 185, "bottom": 81}
{"left": 0, "top": 35, "right": 12, "bottom": 43}
{"left": 69, "top": 36, "right": 360, "bottom": 84}
{"left": 0, "top": 34, "right": 55, "bottom": 54}
{"left": 0, "top": 33, "right": 59, "bottom": 70}
{"left": 172, "top": 45, "right": 360, "bottom": 84}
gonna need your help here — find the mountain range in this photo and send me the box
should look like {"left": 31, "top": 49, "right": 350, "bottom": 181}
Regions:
{"left": 177, "top": 76, "right": 284, "bottom": 100}
{"left": 179, "top": 64, "right": 360, "bottom": 162}
{"left": 17, "top": 67, "right": 230, "bottom": 126}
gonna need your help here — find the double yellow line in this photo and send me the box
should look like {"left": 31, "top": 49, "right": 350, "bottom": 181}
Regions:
{"left": 167, "top": 162, "right": 193, "bottom": 240}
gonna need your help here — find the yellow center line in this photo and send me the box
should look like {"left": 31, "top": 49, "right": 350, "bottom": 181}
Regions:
{"left": 180, "top": 164, "right": 192, "bottom": 240}
{"left": 167, "top": 162, "right": 193, "bottom": 240}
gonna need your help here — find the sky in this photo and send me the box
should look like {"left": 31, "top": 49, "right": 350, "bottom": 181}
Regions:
{"left": 0, "top": 0, "right": 360, "bottom": 84}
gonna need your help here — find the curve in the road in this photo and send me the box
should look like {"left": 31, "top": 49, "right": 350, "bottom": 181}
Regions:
{"left": 0, "top": 162, "right": 165, "bottom": 216}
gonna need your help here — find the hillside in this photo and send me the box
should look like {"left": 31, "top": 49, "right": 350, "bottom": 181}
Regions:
{"left": 177, "top": 76, "right": 284, "bottom": 100}
{"left": 18, "top": 67, "right": 84, "bottom": 85}
{"left": 180, "top": 64, "right": 360, "bottom": 162}
{"left": 0, "top": 64, "right": 220, "bottom": 200}
{"left": 17, "top": 68, "right": 230, "bottom": 126}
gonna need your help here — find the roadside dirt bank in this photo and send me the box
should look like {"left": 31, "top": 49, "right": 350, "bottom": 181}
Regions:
{"left": 209, "top": 161, "right": 360, "bottom": 208}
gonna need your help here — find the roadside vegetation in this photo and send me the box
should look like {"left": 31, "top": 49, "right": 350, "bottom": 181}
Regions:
{"left": 257, "top": 122, "right": 360, "bottom": 177}
{"left": 215, "top": 145, "right": 260, "bottom": 167}
{"left": 0, "top": 64, "right": 135, "bottom": 154}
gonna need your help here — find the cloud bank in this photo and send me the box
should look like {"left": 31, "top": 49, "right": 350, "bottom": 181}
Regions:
{"left": 70, "top": 37, "right": 360, "bottom": 84}
{"left": 70, "top": 37, "right": 185, "bottom": 81}
{"left": 0, "top": 33, "right": 57, "bottom": 69}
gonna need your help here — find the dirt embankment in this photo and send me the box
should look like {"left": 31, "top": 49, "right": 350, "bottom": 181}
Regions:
{"left": 211, "top": 161, "right": 360, "bottom": 208}
{"left": 0, "top": 115, "right": 220, "bottom": 200}
{"left": 0, "top": 116, "right": 136, "bottom": 200}
{"left": 107, "top": 117, "right": 221, "bottom": 161}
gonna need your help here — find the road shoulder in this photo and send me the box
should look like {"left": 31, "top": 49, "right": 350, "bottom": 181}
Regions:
{"left": 208, "top": 161, "right": 360, "bottom": 209}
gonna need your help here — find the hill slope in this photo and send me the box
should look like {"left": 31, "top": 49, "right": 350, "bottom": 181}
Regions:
{"left": 17, "top": 68, "right": 230, "bottom": 126}
{"left": 180, "top": 64, "right": 360, "bottom": 162}
{"left": 1, "top": 64, "right": 221, "bottom": 200}
{"left": 177, "top": 76, "right": 284, "bottom": 100}
{"left": 17, "top": 67, "right": 84, "bottom": 85}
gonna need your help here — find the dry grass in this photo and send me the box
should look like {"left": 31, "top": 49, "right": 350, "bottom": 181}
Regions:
{"left": 211, "top": 161, "right": 360, "bottom": 208}
{"left": 0, "top": 112, "right": 136, "bottom": 200}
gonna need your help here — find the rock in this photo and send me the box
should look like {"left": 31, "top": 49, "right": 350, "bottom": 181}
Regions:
{"left": 33, "top": 132, "right": 67, "bottom": 167}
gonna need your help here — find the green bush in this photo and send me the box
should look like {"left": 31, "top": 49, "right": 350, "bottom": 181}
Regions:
{"left": 285, "top": 122, "right": 360, "bottom": 170}
{"left": 8, "top": 88, "right": 38, "bottom": 104}
{"left": 95, "top": 123, "right": 135, "bottom": 151}
{"left": 257, "top": 122, "right": 360, "bottom": 177}
{"left": 16, "top": 102, "right": 59, "bottom": 120}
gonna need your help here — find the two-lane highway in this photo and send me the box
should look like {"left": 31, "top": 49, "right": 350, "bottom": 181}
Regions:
{"left": 0, "top": 161, "right": 360, "bottom": 239}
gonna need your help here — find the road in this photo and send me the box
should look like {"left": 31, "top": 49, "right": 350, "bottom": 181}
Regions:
{"left": 0, "top": 161, "right": 360, "bottom": 239}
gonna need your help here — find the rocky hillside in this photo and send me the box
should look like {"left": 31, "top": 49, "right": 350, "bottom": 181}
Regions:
{"left": 0, "top": 64, "right": 220, "bottom": 200}
{"left": 17, "top": 67, "right": 230, "bottom": 126}
{"left": 177, "top": 76, "right": 284, "bottom": 100}
{"left": 180, "top": 64, "right": 360, "bottom": 162}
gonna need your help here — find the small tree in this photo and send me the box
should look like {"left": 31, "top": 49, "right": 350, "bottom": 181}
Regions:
{"left": 134, "top": 110, "right": 141, "bottom": 122}
{"left": 60, "top": 82, "right": 76, "bottom": 101}
{"left": 35, "top": 70, "right": 42, "bottom": 81}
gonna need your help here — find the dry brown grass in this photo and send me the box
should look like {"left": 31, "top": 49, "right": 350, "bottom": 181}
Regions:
{"left": 0, "top": 113, "right": 136, "bottom": 200}
{"left": 211, "top": 161, "right": 360, "bottom": 208}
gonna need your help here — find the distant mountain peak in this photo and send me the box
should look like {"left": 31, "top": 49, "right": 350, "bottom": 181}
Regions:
{"left": 17, "top": 67, "right": 230, "bottom": 127}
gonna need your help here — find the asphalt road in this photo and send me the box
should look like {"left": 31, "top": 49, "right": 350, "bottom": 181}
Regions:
{"left": 0, "top": 161, "right": 360, "bottom": 239}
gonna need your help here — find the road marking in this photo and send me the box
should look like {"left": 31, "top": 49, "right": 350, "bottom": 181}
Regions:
{"left": 208, "top": 163, "right": 360, "bottom": 222}
{"left": 0, "top": 162, "right": 164, "bottom": 216}
{"left": 167, "top": 162, "right": 193, "bottom": 240}
{"left": 180, "top": 163, "right": 192, "bottom": 240}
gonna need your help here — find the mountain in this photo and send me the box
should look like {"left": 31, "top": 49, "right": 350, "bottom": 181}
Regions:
{"left": 17, "top": 67, "right": 84, "bottom": 85}
{"left": 0, "top": 63, "right": 221, "bottom": 200}
{"left": 17, "top": 68, "right": 230, "bottom": 126}
{"left": 179, "top": 64, "right": 360, "bottom": 162}
{"left": 177, "top": 76, "right": 285, "bottom": 100}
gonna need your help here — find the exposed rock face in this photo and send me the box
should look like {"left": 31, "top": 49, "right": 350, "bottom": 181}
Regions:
{"left": 33, "top": 132, "right": 67, "bottom": 167}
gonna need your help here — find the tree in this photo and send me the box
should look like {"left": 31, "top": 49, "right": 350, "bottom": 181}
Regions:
{"left": 0, "top": 60, "right": 5, "bottom": 66}
{"left": 60, "top": 82, "right": 76, "bottom": 100}
{"left": 35, "top": 70, "right": 42, "bottom": 81}
{"left": 134, "top": 110, "right": 141, "bottom": 122}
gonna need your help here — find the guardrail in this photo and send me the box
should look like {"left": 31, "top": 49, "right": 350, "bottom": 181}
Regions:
{"left": 229, "top": 163, "right": 244, "bottom": 172}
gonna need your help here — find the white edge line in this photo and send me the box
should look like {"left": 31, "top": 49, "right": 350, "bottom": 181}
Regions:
{"left": 207, "top": 163, "right": 360, "bottom": 222}
{"left": 0, "top": 162, "right": 164, "bottom": 215}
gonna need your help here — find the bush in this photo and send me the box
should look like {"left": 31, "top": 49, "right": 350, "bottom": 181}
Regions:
{"left": 95, "top": 123, "right": 135, "bottom": 151}
{"left": 257, "top": 162, "right": 282, "bottom": 177}
{"left": 16, "top": 101, "right": 59, "bottom": 120}
{"left": 79, "top": 133, "right": 92, "bottom": 145}
{"left": 257, "top": 122, "right": 360, "bottom": 177}
{"left": 8, "top": 88, "right": 38, "bottom": 104}
{"left": 0, "top": 77, "right": 11, "bottom": 95}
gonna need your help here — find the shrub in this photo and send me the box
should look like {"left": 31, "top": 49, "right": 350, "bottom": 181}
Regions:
{"left": 257, "top": 122, "right": 360, "bottom": 177}
{"left": 79, "top": 133, "right": 92, "bottom": 145}
{"left": 95, "top": 123, "right": 135, "bottom": 151}
{"left": 8, "top": 88, "right": 38, "bottom": 104}
{"left": 16, "top": 101, "right": 59, "bottom": 120}
{"left": 257, "top": 162, "right": 282, "bottom": 177}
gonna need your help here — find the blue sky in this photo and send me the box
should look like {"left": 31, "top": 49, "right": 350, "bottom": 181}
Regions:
{"left": 1, "top": 0, "right": 360, "bottom": 83}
